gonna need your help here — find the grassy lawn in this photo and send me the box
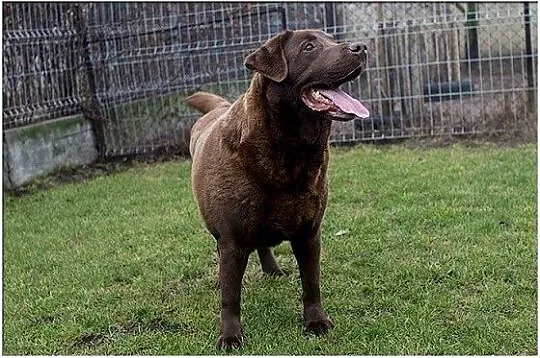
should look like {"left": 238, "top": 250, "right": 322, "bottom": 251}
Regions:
{"left": 2, "top": 143, "right": 537, "bottom": 355}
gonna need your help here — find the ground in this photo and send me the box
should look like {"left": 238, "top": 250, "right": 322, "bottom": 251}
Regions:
{"left": 2, "top": 142, "right": 537, "bottom": 355}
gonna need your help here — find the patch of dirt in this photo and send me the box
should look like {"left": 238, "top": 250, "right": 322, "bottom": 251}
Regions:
{"left": 72, "top": 332, "right": 108, "bottom": 348}
{"left": 71, "top": 315, "right": 190, "bottom": 349}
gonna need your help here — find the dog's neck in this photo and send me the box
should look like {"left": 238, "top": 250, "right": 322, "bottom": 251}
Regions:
{"left": 228, "top": 74, "right": 330, "bottom": 190}
{"left": 253, "top": 74, "right": 332, "bottom": 148}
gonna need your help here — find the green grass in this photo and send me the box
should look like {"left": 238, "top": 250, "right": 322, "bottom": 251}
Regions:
{"left": 3, "top": 143, "right": 537, "bottom": 355}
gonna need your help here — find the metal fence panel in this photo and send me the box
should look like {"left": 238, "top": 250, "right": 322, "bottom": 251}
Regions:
{"left": 2, "top": 2, "right": 537, "bottom": 157}
{"left": 3, "top": 3, "right": 83, "bottom": 128}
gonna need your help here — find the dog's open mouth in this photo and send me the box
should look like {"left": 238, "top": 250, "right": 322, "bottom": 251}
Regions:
{"left": 300, "top": 71, "right": 370, "bottom": 121}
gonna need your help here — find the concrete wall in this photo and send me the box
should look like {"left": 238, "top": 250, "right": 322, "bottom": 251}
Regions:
{"left": 3, "top": 115, "right": 98, "bottom": 188}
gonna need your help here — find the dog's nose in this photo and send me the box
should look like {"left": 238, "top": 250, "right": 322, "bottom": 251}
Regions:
{"left": 348, "top": 42, "right": 367, "bottom": 54}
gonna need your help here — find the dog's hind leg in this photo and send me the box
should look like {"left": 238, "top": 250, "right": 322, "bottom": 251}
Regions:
{"left": 257, "top": 247, "right": 285, "bottom": 276}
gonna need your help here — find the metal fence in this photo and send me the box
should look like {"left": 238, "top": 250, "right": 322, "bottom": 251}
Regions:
{"left": 3, "top": 2, "right": 537, "bottom": 157}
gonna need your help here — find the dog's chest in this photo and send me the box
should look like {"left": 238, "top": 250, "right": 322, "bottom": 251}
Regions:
{"left": 252, "top": 187, "right": 326, "bottom": 246}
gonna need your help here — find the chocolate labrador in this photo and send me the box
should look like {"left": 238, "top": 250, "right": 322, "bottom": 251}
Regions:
{"left": 186, "top": 29, "right": 369, "bottom": 349}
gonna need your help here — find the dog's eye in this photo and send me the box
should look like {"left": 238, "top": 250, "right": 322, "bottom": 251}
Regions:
{"left": 303, "top": 43, "right": 315, "bottom": 52}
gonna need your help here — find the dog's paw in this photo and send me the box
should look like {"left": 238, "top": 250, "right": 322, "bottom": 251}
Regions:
{"left": 216, "top": 333, "right": 244, "bottom": 350}
{"left": 305, "top": 316, "right": 334, "bottom": 336}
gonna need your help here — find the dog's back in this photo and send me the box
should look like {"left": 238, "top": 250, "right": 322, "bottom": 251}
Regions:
{"left": 186, "top": 91, "right": 231, "bottom": 157}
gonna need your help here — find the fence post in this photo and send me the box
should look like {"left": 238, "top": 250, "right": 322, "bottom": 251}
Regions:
{"left": 524, "top": 2, "right": 536, "bottom": 117}
{"left": 278, "top": 5, "right": 287, "bottom": 30}
{"left": 465, "top": 3, "right": 479, "bottom": 66}
{"left": 324, "top": 3, "right": 342, "bottom": 39}
{"left": 376, "top": 3, "right": 392, "bottom": 119}
{"left": 73, "top": 4, "right": 107, "bottom": 157}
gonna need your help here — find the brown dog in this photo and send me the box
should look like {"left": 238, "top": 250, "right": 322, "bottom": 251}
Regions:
{"left": 186, "top": 29, "right": 369, "bottom": 349}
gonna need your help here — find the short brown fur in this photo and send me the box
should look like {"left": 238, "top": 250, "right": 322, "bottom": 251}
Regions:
{"left": 187, "top": 29, "right": 367, "bottom": 349}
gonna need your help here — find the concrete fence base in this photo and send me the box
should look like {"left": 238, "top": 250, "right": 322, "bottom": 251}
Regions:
{"left": 3, "top": 115, "right": 98, "bottom": 188}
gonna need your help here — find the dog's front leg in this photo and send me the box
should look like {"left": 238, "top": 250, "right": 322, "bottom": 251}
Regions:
{"left": 291, "top": 230, "right": 334, "bottom": 335}
{"left": 217, "top": 242, "right": 249, "bottom": 349}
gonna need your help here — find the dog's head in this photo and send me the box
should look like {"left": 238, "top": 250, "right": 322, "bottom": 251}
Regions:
{"left": 244, "top": 29, "right": 369, "bottom": 121}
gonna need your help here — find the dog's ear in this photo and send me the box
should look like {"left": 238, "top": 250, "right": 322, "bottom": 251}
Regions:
{"left": 244, "top": 30, "right": 292, "bottom": 83}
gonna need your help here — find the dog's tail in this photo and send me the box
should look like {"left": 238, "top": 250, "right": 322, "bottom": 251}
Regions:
{"left": 186, "top": 91, "right": 231, "bottom": 114}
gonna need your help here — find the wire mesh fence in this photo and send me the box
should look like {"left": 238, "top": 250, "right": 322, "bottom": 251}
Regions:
{"left": 3, "top": 3, "right": 83, "bottom": 128}
{"left": 3, "top": 2, "right": 537, "bottom": 157}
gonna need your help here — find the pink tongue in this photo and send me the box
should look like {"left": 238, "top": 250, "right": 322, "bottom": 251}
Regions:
{"left": 319, "top": 88, "right": 370, "bottom": 118}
